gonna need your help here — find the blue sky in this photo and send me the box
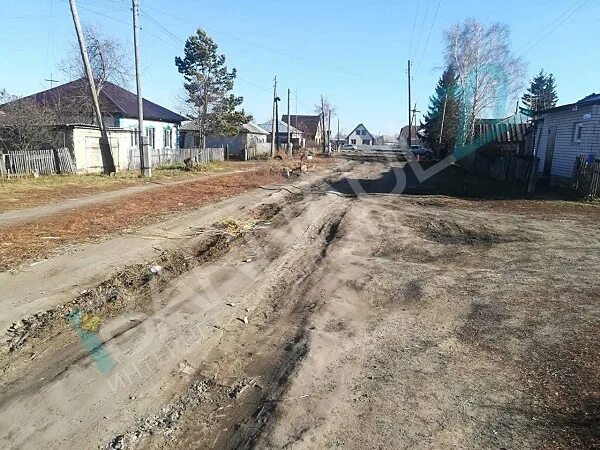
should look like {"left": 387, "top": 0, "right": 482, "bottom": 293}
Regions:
{"left": 1, "top": 0, "right": 598, "bottom": 135}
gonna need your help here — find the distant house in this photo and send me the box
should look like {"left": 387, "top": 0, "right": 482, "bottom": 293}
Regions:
{"left": 374, "top": 134, "right": 397, "bottom": 146}
{"left": 181, "top": 122, "right": 270, "bottom": 157}
{"left": 259, "top": 120, "right": 304, "bottom": 148}
{"left": 281, "top": 115, "right": 323, "bottom": 145}
{"left": 398, "top": 125, "right": 424, "bottom": 148}
{"left": 534, "top": 93, "right": 600, "bottom": 182}
{"left": 346, "top": 123, "right": 375, "bottom": 146}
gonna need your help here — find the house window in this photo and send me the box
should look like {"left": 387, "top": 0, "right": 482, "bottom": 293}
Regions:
{"left": 574, "top": 123, "right": 583, "bottom": 143}
{"left": 163, "top": 128, "right": 172, "bottom": 148}
{"left": 193, "top": 134, "right": 201, "bottom": 147}
{"left": 130, "top": 128, "right": 138, "bottom": 147}
{"left": 351, "top": 139, "right": 356, "bottom": 144}
{"left": 146, "top": 127, "right": 155, "bottom": 148}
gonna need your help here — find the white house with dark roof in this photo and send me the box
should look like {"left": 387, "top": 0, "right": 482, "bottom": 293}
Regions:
{"left": 346, "top": 123, "right": 375, "bottom": 146}
{"left": 14, "top": 78, "right": 188, "bottom": 172}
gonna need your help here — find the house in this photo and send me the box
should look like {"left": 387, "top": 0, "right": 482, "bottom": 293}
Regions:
{"left": 281, "top": 115, "right": 323, "bottom": 145}
{"left": 398, "top": 125, "right": 424, "bottom": 148}
{"left": 259, "top": 120, "right": 304, "bottom": 148}
{"left": 28, "top": 78, "right": 186, "bottom": 151}
{"left": 8, "top": 79, "right": 187, "bottom": 172}
{"left": 346, "top": 123, "right": 375, "bottom": 146}
{"left": 533, "top": 93, "right": 600, "bottom": 183}
{"left": 374, "top": 134, "right": 397, "bottom": 146}
{"left": 181, "top": 122, "right": 270, "bottom": 158}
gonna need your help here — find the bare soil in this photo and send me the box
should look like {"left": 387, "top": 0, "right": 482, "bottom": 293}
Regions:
{"left": 0, "top": 158, "right": 597, "bottom": 449}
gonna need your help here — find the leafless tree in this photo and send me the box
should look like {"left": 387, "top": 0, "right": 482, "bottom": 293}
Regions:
{"left": 61, "top": 25, "right": 132, "bottom": 91}
{"left": 57, "top": 25, "right": 133, "bottom": 125}
{"left": 314, "top": 97, "right": 337, "bottom": 119}
{"left": 444, "top": 19, "right": 526, "bottom": 143}
{"left": 0, "top": 90, "right": 58, "bottom": 152}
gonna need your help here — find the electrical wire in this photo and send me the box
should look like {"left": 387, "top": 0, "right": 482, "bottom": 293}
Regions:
{"left": 515, "top": 0, "right": 589, "bottom": 56}
{"left": 408, "top": 0, "right": 421, "bottom": 60}
{"left": 414, "top": 0, "right": 442, "bottom": 73}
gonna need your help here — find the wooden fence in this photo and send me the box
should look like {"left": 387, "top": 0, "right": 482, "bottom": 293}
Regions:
{"left": 1, "top": 148, "right": 76, "bottom": 178}
{"left": 127, "top": 147, "right": 225, "bottom": 170}
{"left": 474, "top": 154, "right": 539, "bottom": 193}
{"left": 573, "top": 155, "right": 600, "bottom": 199}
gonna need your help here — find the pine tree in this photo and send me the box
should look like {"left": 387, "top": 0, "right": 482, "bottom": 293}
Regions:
{"left": 422, "top": 66, "right": 460, "bottom": 157}
{"left": 175, "top": 29, "right": 252, "bottom": 146}
{"left": 521, "top": 69, "right": 558, "bottom": 114}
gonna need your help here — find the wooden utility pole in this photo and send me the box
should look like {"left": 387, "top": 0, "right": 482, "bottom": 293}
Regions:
{"left": 337, "top": 117, "right": 340, "bottom": 151}
{"left": 321, "top": 95, "right": 326, "bottom": 153}
{"left": 68, "top": 0, "right": 115, "bottom": 174}
{"left": 287, "top": 88, "right": 292, "bottom": 155}
{"left": 132, "top": 0, "right": 150, "bottom": 176}
{"left": 439, "top": 95, "right": 448, "bottom": 145}
{"left": 327, "top": 110, "right": 332, "bottom": 153}
{"left": 271, "top": 76, "right": 277, "bottom": 157}
{"left": 407, "top": 59, "right": 412, "bottom": 148}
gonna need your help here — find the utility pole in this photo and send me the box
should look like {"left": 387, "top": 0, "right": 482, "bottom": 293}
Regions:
{"left": 68, "top": 0, "right": 115, "bottom": 174}
{"left": 321, "top": 95, "right": 326, "bottom": 153}
{"left": 337, "top": 117, "right": 340, "bottom": 151}
{"left": 132, "top": 0, "right": 150, "bottom": 177}
{"left": 294, "top": 90, "right": 298, "bottom": 130}
{"left": 271, "top": 76, "right": 277, "bottom": 157}
{"left": 407, "top": 59, "right": 412, "bottom": 148}
{"left": 327, "top": 110, "right": 332, "bottom": 153}
{"left": 439, "top": 95, "right": 448, "bottom": 145}
{"left": 45, "top": 74, "right": 58, "bottom": 90}
{"left": 287, "top": 88, "right": 291, "bottom": 155}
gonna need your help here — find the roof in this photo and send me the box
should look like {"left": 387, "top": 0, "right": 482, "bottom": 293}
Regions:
{"left": 25, "top": 78, "right": 187, "bottom": 124}
{"left": 346, "top": 123, "right": 374, "bottom": 140}
{"left": 241, "top": 122, "right": 269, "bottom": 135}
{"left": 399, "top": 125, "right": 420, "bottom": 139}
{"left": 536, "top": 92, "right": 600, "bottom": 114}
{"left": 281, "top": 115, "right": 321, "bottom": 137}
{"left": 259, "top": 120, "right": 302, "bottom": 134}
{"left": 376, "top": 134, "right": 397, "bottom": 143}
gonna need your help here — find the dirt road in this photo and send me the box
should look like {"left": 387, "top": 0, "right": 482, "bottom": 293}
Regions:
{"left": 0, "top": 157, "right": 598, "bottom": 449}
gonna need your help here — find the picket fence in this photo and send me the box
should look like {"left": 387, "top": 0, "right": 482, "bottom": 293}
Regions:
{"left": 1, "top": 148, "right": 76, "bottom": 178}
{"left": 572, "top": 155, "right": 600, "bottom": 199}
{"left": 127, "top": 147, "right": 225, "bottom": 170}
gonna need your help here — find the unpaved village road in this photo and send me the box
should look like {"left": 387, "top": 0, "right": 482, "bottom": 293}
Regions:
{"left": 0, "top": 157, "right": 598, "bottom": 449}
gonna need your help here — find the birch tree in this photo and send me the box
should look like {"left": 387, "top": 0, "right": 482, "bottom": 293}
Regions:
{"left": 444, "top": 19, "right": 525, "bottom": 144}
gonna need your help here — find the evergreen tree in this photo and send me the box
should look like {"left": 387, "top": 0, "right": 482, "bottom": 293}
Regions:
{"left": 175, "top": 29, "right": 252, "bottom": 146}
{"left": 521, "top": 69, "right": 558, "bottom": 114}
{"left": 422, "top": 66, "right": 460, "bottom": 157}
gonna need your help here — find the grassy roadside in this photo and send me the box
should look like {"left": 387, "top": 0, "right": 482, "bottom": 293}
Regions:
{"left": 0, "top": 161, "right": 234, "bottom": 212}
{"left": 0, "top": 167, "right": 285, "bottom": 271}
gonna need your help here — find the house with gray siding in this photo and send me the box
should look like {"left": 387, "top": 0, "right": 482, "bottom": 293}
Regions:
{"left": 534, "top": 93, "right": 600, "bottom": 182}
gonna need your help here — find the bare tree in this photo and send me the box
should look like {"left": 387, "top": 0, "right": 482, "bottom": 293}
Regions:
{"left": 314, "top": 96, "right": 337, "bottom": 119}
{"left": 61, "top": 25, "right": 132, "bottom": 91}
{"left": 0, "top": 90, "right": 58, "bottom": 152}
{"left": 444, "top": 19, "right": 526, "bottom": 143}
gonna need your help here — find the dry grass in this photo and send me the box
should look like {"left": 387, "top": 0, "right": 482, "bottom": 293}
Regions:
{"left": 0, "top": 168, "right": 283, "bottom": 271}
{"left": 0, "top": 161, "right": 238, "bottom": 212}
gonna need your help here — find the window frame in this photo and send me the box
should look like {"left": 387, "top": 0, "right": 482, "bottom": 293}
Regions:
{"left": 163, "top": 127, "right": 172, "bottom": 149}
{"left": 573, "top": 123, "right": 583, "bottom": 143}
{"left": 146, "top": 127, "right": 156, "bottom": 149}
{"left": 130, "top": 127, "right": 139, "bottom": 147}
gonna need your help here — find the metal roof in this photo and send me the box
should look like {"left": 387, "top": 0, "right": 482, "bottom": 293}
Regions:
{"left": 259, "top": 120, "right": 302, "bottom": 134}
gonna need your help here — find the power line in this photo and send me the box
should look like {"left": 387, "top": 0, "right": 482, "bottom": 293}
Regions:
{"left": 415, "top": 0, "right": 431, "bottom": 53}
{"left": 408, "top": 0, "right": 421, "bottom": 60}
{"left": 415, "top": 0, "right": 442, "bottom": 73}
{"left": 515, "top": 0, "right": 588, "bottom": 56}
